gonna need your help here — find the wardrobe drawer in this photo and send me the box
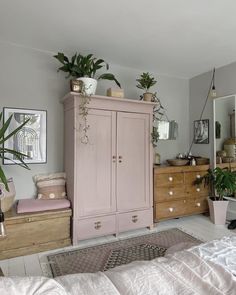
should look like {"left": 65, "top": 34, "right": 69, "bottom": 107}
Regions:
{"left": 154, "top": 186, "right": 185, "bottom": 202}
{"left": 154, "top": 173, "right": 184, "bottom": 187}
{"left": 77, "top": 215, "right": 116, "bottom": 240}
{"left": 155, "top": 199, "right": 187, "bottom": 220}
{"left": 118, "top": 209, "right": 152, "bottom": 232}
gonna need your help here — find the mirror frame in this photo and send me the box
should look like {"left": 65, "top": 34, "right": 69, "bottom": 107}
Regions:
{"left": 213, "top": 94, "right": 236, "bottom": 168}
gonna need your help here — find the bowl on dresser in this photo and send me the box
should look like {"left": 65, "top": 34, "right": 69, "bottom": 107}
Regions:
{"left": 166, "top": 159, "right": 189, "bottom": 166}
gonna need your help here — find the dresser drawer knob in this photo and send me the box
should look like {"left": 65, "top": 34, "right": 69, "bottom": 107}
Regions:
{"left": 196, "top": 202, "right": 201, "bottom": 207}
{"left": 168, "top": 191, "right": 173, "bottom": 196}
{"left": 183, "top": 200, "right": 186, "bottom": 203}
{"left": 168, "top": 176, "right": 173, "bottom": 182}
{"left": 196, "top": 175, "right": 201, "bottom": 179}
{"left": 196, "top": 188, "right": 201, "bottom": 192}
{"left": 94, "top": 221, "right": 102, "bottom": 230}
{"left": 132, "top": 215, "right": 138, "bottom": 223}
{"left": 169, "top": 207, "right": 174, "bottom": 212}
{"left": 27, "top": 218, "right": 33, "bottom": 222}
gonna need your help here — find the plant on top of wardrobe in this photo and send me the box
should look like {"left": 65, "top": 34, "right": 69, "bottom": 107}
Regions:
{"left": 136, "top": 72, "right": 157, "bottom": 101}
{"left": 0, "top": 112, "right": 30, "bottom": 190}
{"left": 53, "top": 52, "right": 121, "bottom": 87}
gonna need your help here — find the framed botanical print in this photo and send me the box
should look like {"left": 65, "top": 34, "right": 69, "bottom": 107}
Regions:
{"left": 194, "top": 119, "right": 209, "bottom": 144}
{"left": 3, "top": 108, "right": 47, "bottom": 164}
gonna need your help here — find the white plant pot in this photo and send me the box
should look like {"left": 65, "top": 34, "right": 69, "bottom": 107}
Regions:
{"left": 0, "top": 178, "right": 16, "bottom": 212}
{"left": 77, "top": 77, "right": 97, "bottom": 95}
{"left": 208, "top": 197, "right": 229, "bottom": 225}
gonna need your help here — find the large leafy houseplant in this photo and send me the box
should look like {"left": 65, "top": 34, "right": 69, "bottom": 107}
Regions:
{"left": 54, "top": 52, "right": 121, "bottom": 87}
{"left": 195, "top": 167, "right": 236, "bottom": 200}
{"left": 0, "top": 112, "right": 29, "bottom": 191}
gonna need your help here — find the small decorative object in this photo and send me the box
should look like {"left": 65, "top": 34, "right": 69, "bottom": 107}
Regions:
{"left": 0, "top": 209, "right": 6, "bottom": 238}
{"left": 223, "top": 138, "right": 236, "bottom": 158}
{"left": 215, "top": 121, "right": 221, "bottom": 139}
{"left": 107, "top": 88, "right": 124, "bottom": 98}
{"left": 194, "top": 119, "right": 209, "bottom": 144}
{"left": 136, "top": 72, "right": 157, "bottom": 102}
{"left": 154, "top": 152, "right": 161, "bottom": 165}
{"left": 195, "top": 157, "right": 210, "bottom": 165}
{"left": 70, "top": 79, "right": 83, "bottom": 92}
{"left": 195, "top": 167, "right": 236, "bottom": 225}
{"left": 190, "top": 158, "right": 196, "bottom": 166}
{"left": 54, "top": 52, "right": 121, "bottom": 95}
{"left": 3, "top": 108, "right": 47, "bottom": 164}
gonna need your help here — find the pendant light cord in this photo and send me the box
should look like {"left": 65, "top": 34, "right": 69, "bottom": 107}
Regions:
{"left": 188, "top": 68, "right": 215, "bottom": 155}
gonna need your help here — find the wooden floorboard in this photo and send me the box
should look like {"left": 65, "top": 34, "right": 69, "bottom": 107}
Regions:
{"left": 1, "top": 214, "right": 235, "bottom": 277}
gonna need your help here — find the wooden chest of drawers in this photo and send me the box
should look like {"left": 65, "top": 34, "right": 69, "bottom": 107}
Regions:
{"left": 154, "top": 165, "right": 209, "bottom": 221}
{"left": 0, "top": 208, "right": 72, "bottom": 259}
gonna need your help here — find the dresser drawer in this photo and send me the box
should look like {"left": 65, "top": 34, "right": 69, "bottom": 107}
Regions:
{"left": 118, "top": 209, "right": 152, "bottom": 232}
{"left": 185, "top": 171, "right": 208, "bottom": 185}
{"left": 185, "top": 183, "right": 209, "bottom": 196}
{"left": 155, "top": 173, "right": 184, "bottom": 187}
{"left": 154, "top": 199, "right": 187, "bottom": 220}
{"left": 77, "top": 215, "right": 116, "bottom": 240}
{"left": 154, "top": 186, "right": 185, "bottom": 202}
{"left": 188, "top": 197, "right": 208, "bottom": 214}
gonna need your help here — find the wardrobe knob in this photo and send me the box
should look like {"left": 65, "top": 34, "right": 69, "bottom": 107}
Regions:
{"left": 168, "top": 177, "right": 173, "bottom": 182}
{"left": 94, "top": 221, "right": 101, "bottom": 230}
{"left": 132, "top": 215, "right": 138, "bottom": 223}
{"left": 112, "top": 155, "right": 116, "bottom": 163}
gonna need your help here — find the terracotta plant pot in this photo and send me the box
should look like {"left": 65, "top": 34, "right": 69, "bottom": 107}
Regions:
{"left": 208, "top": 197, "right": 229, "bottom": 225}
{"left": 0, "top": 178, "right": 16, "bottom": 212}
{"left": 143, "top": 92, "right": 153, "bottom": 102}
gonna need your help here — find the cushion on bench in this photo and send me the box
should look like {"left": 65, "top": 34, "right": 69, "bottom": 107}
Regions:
{"left": 17, "top": 198, "right": 70, "bottom": 213}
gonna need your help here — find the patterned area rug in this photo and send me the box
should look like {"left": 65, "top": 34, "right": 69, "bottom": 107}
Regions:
{"left": 47, "top": 228, "right": 201, "bottom": 277}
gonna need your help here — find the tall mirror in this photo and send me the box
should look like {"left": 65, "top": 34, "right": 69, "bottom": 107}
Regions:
{"left": 213, "top": 94, "right": 236, "bottom": 167}
{"left": 155, "top": 120, "right": 178, "bottom": 140}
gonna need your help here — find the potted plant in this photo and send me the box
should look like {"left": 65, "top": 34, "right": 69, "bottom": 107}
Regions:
{"left": 195, "top": 167, "right": 236, "bottom": 225}
{"left": 136, "top": 72, "right": 157, "bottom": 101}
{"left": 54, "top": 52, "right": 121, "bottom": 95}
{"left": 0, "top": 112, "right": 29, "bottom": 212}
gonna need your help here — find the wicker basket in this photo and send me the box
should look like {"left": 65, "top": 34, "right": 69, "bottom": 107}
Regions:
{"left": 195, "top": 157, "right": 210, "bottom": 165}
{"left": 166, "top": 159, "right": 189, "bottom": 166}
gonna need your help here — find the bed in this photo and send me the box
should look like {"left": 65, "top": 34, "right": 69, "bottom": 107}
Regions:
{"left": 0, "top": 235, "right": 236, "bottom": 295}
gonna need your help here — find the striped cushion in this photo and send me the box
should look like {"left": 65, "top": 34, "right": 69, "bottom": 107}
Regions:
{"left": 34, "top": 172, "right": 67, "bottom": 200}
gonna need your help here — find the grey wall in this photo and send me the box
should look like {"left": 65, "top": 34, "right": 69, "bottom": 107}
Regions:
{"left": 190, "top": 62, "right": 236, "bottom": 218}
{"left": 189, "top": 61, "right": 236, "bottom": 163}
{"left": 0, "top": 41, "right": 189, "bottom": 199}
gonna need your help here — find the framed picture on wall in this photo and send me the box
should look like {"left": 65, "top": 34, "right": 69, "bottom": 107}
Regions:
{"left": 3, "top": 107, "right": 47, "bottom": 164}
{"left": 194, "top": 119, "right": 209, "bottom": 144}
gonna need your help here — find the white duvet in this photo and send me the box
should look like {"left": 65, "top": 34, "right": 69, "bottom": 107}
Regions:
{"left": 1, "top": 236, "right": 236, "bottom": 295}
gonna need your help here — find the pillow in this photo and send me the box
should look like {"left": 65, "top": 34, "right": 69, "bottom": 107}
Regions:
{"left": 33, "top": 172, "right": 67, "bottom": 200}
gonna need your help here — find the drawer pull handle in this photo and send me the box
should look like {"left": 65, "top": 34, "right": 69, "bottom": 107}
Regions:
{"left": 196, "top": 175, "right": 201, "bottom": 179}
{"left": 196, "top": 202, "right": 201, "bottom": 207}
{"left": 169, "top": 191, "right": 173, "bottom": 196}
{"left": 132, "top": 215, "right": 138, "bottom": 223}
{"left": 169, "top": 207, "right": 174, "bottom": 212}
{"left": 27, "top": 218, "right": 33, "bottom": 222}
{"left": 94, "top": 221, "right": 102, "bottom": 230}
{"left": 196, "top": 188, "right": 201, "bottom": 192}
{"left": 183, "top": 200, "right": 186, "bottom": 203}
{"left": 168, "top": 177, "right": 173, "bottom": 182}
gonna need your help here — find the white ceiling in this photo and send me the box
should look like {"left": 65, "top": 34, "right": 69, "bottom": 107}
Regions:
{"left": 1, "top": 0, "right": 236, "bottom": 78}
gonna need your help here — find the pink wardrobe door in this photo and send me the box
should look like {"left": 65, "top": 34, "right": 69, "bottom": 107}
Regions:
{"left": 116, "top": 112, "right": 150, "bottom": 211}
{"left": 76, "top": 109, "right": 116, "bottom": 217}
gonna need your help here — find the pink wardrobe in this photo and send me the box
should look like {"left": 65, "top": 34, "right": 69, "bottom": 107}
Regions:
{"left": 63, "top": 93, "right": 155, "bottom": 244}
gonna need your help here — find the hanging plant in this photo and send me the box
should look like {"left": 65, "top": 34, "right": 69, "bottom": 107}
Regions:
{"left": 78, "top": 83, "right": 92, "bottom": 144}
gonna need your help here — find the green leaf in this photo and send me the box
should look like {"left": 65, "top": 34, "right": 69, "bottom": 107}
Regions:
{"left": 98, "top": 73, "right": 121, "bottom": 88}
{"left": 0, "top": 165, "right": 8, "bottom": 191}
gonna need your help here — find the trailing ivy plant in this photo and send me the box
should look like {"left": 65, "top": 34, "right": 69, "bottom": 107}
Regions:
{"left": 79, "top": 83, "right": 91, "bottom": 144}
{"left": 54, "top": 52, "right": 121, "bottom": 87}
{"left": 0, "top": 112, "right": 30, "bottom": 190}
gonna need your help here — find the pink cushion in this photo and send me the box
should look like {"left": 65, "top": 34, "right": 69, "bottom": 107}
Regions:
{"left": 17, "top": 199, "right": 71, "bottom": 213}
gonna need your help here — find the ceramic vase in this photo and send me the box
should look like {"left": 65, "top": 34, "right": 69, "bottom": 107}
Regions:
{"left": 77, "top": 77, "right": 97, "bottom": 95}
